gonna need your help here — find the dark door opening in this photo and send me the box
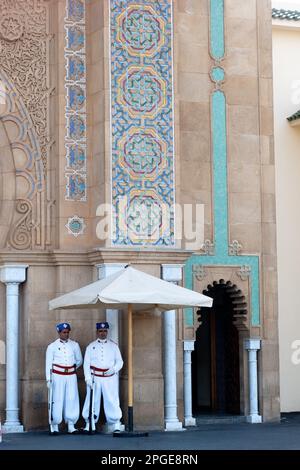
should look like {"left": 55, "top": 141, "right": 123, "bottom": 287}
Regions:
{"left": 192, "top": 281, "right": 241, "bottom": 415}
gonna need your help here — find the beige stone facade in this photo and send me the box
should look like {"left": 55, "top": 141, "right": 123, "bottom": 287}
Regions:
{"left": 272, "top": 1, "right": 300, "bottom": 412}
{"left": 0, "top": 0, "right": 279, "bottom": 431}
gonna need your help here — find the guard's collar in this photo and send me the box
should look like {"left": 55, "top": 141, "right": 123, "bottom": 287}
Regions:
{"left": 98, "top": 339, "right": 107, "bottom": 344}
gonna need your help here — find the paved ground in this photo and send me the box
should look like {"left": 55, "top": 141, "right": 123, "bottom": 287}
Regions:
{"left": 1, "top": 414, "right": 300, "bottom": 451}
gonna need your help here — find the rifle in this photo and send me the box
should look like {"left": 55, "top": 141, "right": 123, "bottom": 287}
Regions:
{"left": 48, "top": 369, "right": 54, "bottom": 433}
{"left": 88, "top": 373, "right": 95, "bottom": 434}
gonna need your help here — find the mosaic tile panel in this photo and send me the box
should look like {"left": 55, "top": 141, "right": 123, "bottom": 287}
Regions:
{"left": 64, "top": 0, "right": 87, "bottom": 201}
{"left": 110, "top": 0, "right": 175, "bottom": 246}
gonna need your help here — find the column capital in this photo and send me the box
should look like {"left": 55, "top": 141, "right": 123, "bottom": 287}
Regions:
{"left": 96, "top": 263, "right": 126, "bottom": 280}
{"left": 161, "top": 264, "right": 184, "bottom": 282}
{"left": 244, "top": 338, "right": 261, "bottom": 351}
{"left": 0, "top": 265, "right": 28, "bottom": 284}
{"left": 183, "top": 340, "right": 195, "bottom": 352}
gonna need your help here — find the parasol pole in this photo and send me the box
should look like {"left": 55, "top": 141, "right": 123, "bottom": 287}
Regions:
{"left": 115, "top": 302, "right": 148, "bottom": 438}
{"left": 128, "top": 303, "right": 133, "bottom": 432}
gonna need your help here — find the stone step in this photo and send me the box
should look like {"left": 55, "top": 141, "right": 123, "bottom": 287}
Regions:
{"left": 196, "top": 415, "right": 247, "bottom": 425}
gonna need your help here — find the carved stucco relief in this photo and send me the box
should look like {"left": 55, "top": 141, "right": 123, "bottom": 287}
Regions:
{"left": 0, "top": 0, "right": 49, "bottom": 167}
{"left": 0, "top": 0, "right": 53, "bottom": 250}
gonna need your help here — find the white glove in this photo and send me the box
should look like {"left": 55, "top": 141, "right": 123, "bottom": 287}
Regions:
{"left": 47, "top": 380, "right": 51, "bottom": 390}
{"left": 104, "top": 367, "right": 115, "bottom": 376}
{"left": 86, "top": 378, "right": 93, "bottom": 388}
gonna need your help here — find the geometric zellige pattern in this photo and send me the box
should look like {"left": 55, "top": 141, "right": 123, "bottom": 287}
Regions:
{"left": 110, "top": 0, "right": 175, "bottom": 245}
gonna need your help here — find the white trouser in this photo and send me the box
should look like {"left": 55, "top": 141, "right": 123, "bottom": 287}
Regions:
{"left": 51, "top": 373, "right": 79, "bottom": 426}
{"left": 82, "top": 374, "right": 122, "bottom": 425}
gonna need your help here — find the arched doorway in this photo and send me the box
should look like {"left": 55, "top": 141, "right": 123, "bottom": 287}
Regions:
{"left": 192, "top": 279, "right": 247, "bottom": 415}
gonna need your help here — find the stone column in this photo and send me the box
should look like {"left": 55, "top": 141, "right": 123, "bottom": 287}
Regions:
{"left": 0, "top": 264, "right": 28, "bottom": 433}
{"left": 244, "top": 338, "right": 262, "bottom": 423}
{"left": 161, "top": 264, "right": 184, "bottom": 431}
{"left": 96, "top": 263, "right": 126, "bottom": 343}
{"left": 183, "top": 341, "right": 196, "bottom": 427}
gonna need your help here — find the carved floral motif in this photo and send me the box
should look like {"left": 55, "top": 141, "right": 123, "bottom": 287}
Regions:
{"left": 192, "top": 265, "right": 208, "bottom": 282}
{"left": 237, "top": 265, "right": 251, "bottom": 281}
{"left": 9, "top": 200, "right": 33, "bottom": 250}
{"left": 0, "top": 14, "right": 24, "bottom": 42}
{"left": 229, "top": 240, "right": 243, "bottom": 256}
{"left": 0, "top": 0, "right": 49, "bottom": 167}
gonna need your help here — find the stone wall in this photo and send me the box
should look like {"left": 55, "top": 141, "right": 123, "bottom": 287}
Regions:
{"left": 0, "top": 0, "right": 280, "bottom": 429}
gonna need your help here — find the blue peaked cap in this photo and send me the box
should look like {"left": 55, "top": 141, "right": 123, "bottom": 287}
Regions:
{"left": 56, "top": 322, "right": 71, "bottom": 332}
{"left": 96, "top": 322, "right": 109, "bottom": 330}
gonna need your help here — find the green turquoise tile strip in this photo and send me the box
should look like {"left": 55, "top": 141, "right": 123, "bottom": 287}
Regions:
{"left": 212, "top": 90, "right": 228, "bottom": 257}
{"left": 211, "top": 66, "right": 225, "bottom": 82}
{"left": 184, "top": 0, "right": 260, "bottom": 328}
{"left": 210, "top": 0, "right": 225, "bottom": 60}
{"left": 184, "top": 255, "right": 260, "bottom": 327}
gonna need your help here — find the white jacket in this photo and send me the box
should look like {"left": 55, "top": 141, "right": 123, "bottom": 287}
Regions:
{"left": 84, "top": 339, "right": 123, "bottom": 382}
{"left": 45, "top": 338, "right": 82, "bottom": 381}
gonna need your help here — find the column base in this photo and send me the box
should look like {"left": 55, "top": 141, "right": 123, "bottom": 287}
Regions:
{"left": 164, "top": 420, "right": 185, "bottom": 431}
{"left": 184, "top": 417, "right": 196, "bottom": 427}
{"left": 246, "top": 414, "right": 262, "bottom": 424}
{"left": 3, "top": 424, "right": 24, "bottom": 433}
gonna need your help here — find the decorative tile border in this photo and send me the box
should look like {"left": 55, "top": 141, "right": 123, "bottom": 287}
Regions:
{"left": 210, "top": 0, "right": 225, "bottom": 60}
{"left": 65, "top": 215, "right": 86, "bottom": 237}
{"left": 64, "top": 0, "right": 87, "bottom": 201}
{"left": 110, "top": 0, "right": 175, "bottom": 246}
{"left": 184, "top": 0, "right": 261, "bottom": 327}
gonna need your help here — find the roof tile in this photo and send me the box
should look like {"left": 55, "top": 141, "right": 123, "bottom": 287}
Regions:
{"left": 287, "top": 110, "right": 300, "bottom": 122}
{"left": 272, "top": 8, "right": 300, "bottom": 20}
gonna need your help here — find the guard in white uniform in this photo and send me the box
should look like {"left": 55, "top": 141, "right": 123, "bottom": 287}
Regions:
{"left": 45, "top": 323, "right": 82, "bottom": 435}
{"left": 82, "top": 322, "right": 123, "bottom": 432}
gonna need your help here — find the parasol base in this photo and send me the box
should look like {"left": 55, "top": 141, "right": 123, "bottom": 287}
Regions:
{"left": 113, "top": 430, "right": 149, "bottom": 438}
